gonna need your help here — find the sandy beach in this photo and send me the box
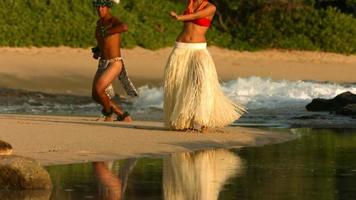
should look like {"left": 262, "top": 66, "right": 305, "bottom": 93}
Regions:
{"left": 1, "top": 47, "right": 355, "bottom": 166}
{"left": 0, "top": 47, "right": 355, "bottom": 96}
{"left": 0, "top": 114, "right": 294, "bottom": 166}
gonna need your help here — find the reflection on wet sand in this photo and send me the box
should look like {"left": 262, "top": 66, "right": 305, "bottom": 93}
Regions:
{"left": 93, "top": 159, "right": 137, "bottom": 200}
{"left": 22, "top": 149, "right": 241, "bottom": 199}
{"left": 163, "top": 149, "right": 244, "bottom": 200}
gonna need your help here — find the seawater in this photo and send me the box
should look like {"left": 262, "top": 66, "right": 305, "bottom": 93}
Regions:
{"left": 1, "top": 128, "right": 355, "bottom": 200}
{"left": 1, "top": 77, "right": 355, "bottom": 128}
{"left": 1, "top": 77, "right": 356, "bottom": 199}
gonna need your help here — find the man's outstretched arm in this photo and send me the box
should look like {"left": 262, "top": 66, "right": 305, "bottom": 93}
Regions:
{"left": 107, "top": 18, "right": 128, "bottom": 35}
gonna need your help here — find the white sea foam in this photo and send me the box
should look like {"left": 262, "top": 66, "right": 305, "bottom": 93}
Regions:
{"left": 2, "top": 78, "right": 355, "bottom": 127}
{"left": 132, "top": 85, "right": 163, "bottom": 110}
{"left": 132, "top": 77, "right": 356, "bottom": 111}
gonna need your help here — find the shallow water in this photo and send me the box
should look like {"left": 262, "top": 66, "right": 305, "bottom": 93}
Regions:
{"left": 2, "top": 128, "right": 355, "bottom": 200}
{"left": 1, "top": 77, "right": 356, "bottom": 128}
{"left": 1, "top": 78, "right": 356, "bottom": 199}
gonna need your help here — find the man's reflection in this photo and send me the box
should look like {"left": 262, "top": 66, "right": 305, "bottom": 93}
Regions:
{"left": 163, "top": 149, "right": 244, "bottom": 200}
{"left": 93, "top": 159, "right": 137, "bottom": 200}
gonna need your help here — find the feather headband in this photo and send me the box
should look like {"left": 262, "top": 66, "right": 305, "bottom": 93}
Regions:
{"left": 92, "top": 0, "right": 120, "bottom": 8}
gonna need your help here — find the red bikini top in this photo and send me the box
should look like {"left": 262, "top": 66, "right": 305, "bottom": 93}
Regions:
{"left": 183, "top": 4, "right": 212, "bottom": 27}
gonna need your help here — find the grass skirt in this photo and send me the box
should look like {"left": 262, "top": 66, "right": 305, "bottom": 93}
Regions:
{"left": 163, "top": 149, "right": 243, "bottom": 200}
{"left": 163, "top": 42, "right": 246, "bottom": 130}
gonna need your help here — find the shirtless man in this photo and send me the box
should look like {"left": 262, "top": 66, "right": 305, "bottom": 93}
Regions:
{"left": 92, "top": 0, "right": 134, "bottom": 122}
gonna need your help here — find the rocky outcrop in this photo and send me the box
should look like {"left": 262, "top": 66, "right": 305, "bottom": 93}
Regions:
{"left": 306, "top": 91, "right": 356, "bottom": 116}
{"left": 0, "top": 156, "right": 52, "bottom": 190}
{"left": 336, "top": 103, "right": 356, "bottom": 116}
{"left": 0, "top": 140, "right": 13, "bottom": 156}
{"left": 0, "top": 190, "right": 51, "bottom": 200}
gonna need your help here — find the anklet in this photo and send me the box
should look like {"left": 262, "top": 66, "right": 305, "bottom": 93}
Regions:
{"left": 101, "top": 107, "right": 114, "bottom": 117}
{"left": 117, "top": 111, "right": 130, "bottom": 121}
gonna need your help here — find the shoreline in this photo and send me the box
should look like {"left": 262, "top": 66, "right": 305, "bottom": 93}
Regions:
{"left": 1, "top": 46, "right": 354, "bottom": 166}
{"left": 0, "top": 114, "right": 295, "bottom": 166}
{"left": 0, "top": 47, "right": 355, "bottom": 96}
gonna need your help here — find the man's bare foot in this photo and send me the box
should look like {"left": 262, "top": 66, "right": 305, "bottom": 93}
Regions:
{"left": 96, "top": 115, "right": 105, "bottom": 121}
{"left": 95, "top": 114, "right": 115, "bottom": 122}
{"left": 96, "top": 114, "right": 131, "bottom": 122}
{"left": 121, "top": 116, "right": 132, "bottom": 123}
{"left": 104, "top": 115, "right": 115, "bottom": 122}
{"left": 116, "top": 111, "right": 132, "bottom": 123}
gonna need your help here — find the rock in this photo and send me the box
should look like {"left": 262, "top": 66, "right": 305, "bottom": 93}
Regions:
{"left": 306, "top": 91, "right": 356, "bottom": 115}
{"left": 336, "top": 103, "right": 356, "bottom": 116}
{"left": 0, "top": 140, "right": 13, "bottom": 156}
{"left": 305, "top": 98, "right": 333, "bottom": 111}
{"left": 0, "top": 156, "right": 52, "bottom": 190}
{"left": 334, "top": 91, "right": 356, "bottom": 105}
{"left": 0, "top": 190, "right": 51, "bottom": 200}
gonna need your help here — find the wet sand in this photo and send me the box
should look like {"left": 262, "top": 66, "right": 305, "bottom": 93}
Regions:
{"left": 0, "top": 114, "right": 294, "bottom": 166}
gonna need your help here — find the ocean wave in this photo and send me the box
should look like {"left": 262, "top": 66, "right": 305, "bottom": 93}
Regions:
{"left": 1, "top": 77, "right": 356, "bottom": 127}
{"left": 132, "top": 77, "right": 356, "bottom": 111}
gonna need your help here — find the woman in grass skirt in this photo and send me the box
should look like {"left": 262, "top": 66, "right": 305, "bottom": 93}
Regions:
{"left": 164, "top": 0, "right": 246, "bottom": 132}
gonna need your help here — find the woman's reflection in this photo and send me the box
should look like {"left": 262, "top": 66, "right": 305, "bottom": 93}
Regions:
{"left": 93, "top": 159, "right": 137, "bottom": 200}
{"left": 163, "top": 149, "right": 244, "bottom": 200}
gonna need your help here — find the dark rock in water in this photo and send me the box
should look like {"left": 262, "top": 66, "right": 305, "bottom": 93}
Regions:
{"left": 305, "top": 98, "right": 334, "bottom": 111}
{"left": 336, "top": 103, "right": 356, "bottom": 116}
{"left": 334, "top": 91, "right": 356, "bottom": 105}
{"left": 0, "top": 140, "right": 13, "bottom": 156}
{"left": 306, "top": 92, "right": 356, "bottom": 116}
{"left": 0, "top": 156, "right": 52, "bottom": 190}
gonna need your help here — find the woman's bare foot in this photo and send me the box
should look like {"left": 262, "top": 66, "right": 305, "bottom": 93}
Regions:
{"left": 172, "top": 127, "right": 188, "bottom": 132}
{"left": 201, "top": 126, "right": 208, "bottom": 133}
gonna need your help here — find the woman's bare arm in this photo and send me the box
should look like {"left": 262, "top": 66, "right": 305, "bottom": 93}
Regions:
{"left": 170, "top": 4, "right": 216, "bottom": 21}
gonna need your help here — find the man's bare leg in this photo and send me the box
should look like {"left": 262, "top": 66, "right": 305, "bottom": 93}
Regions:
{"left": 92, "top": 66, "right": 132, "bottom": 122}
{"left": 92, "top": 89, "right": 133, "bottom": 122}
{"left": 95, "top": 61, "right": 124, "bottom": 122}
{"left": 93, "top": 162, "right": 122, "bottom": 199}
{"left": 111, "top": 103, "right": 132, "bottom": 122}
{"left": 92, "top": 94, "right": 132, "bottom": 122}
{"left": 92, "top": 80, "right": 126, "bottom": 122}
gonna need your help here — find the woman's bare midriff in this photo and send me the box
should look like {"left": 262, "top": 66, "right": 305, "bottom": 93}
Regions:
{"left": 176, "top": 23, "right": 209, "bottom": 43}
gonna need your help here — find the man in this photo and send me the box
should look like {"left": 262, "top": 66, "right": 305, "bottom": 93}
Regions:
{"left": 91, "top": 0, "right": 138, "bottom": 122}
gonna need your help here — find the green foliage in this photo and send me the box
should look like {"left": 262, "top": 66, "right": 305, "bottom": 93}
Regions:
{"left": 115, "top": 0, "right": 185, "bottom": 49}
{"left": 0, "top": 0, "right": 355, "bottom": 54}
{"left": 211, "top": 0, "right": 356, "bottom": 53}
{"left": 0, "top": 0, "right": 96, "bottom": 47}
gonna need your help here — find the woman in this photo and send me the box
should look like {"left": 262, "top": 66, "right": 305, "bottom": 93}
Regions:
{"left": 164, "top": 0, "right": 246, "bottom": 132}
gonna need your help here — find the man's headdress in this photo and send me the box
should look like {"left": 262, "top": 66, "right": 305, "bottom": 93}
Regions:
{"left": 92, "top": 0, "right": 120, "bottom": 8}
